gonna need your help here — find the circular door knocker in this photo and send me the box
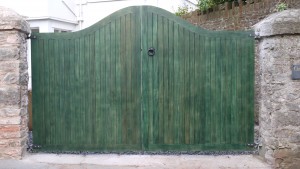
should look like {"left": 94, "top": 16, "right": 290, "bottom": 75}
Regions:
{"left": 148, "top": 47, "right": 155, "bottom": 57}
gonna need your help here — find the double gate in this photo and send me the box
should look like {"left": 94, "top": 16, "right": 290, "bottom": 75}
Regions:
{"left": 31, "top": 6, "right": 254, "bottom": 152}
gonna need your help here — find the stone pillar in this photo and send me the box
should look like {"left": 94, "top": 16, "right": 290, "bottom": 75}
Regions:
{"left": 254, "top": 10, "right": 300, "bottom": 168}
{"left": 0, "top": 6, "right": 30, "bottom": 159}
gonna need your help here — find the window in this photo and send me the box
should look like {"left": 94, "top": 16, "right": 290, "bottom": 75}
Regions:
{"left": 54, "top": 28, "right": 71, "bottom": 33}
{"left": 31, "top": 28, "right": 39, "bottom": 33}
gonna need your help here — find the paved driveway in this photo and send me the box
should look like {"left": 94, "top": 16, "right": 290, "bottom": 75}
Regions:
{"left": 0, "top": 154, "right": 272, "bottom": 169}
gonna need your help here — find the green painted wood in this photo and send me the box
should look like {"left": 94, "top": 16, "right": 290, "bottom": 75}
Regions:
{"left": 31, "top": 6, "right": 254, "bottom": 152}
{"left": 142, "top": 6, "right": 254, "bottom": 151}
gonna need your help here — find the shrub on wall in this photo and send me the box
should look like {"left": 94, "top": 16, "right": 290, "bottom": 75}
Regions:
{"left": 197, "top": 0, "right": 247, "bottom": 12}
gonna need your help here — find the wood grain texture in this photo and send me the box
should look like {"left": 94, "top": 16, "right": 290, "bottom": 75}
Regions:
{"left": 31, "top": 6, "right": 254, "bottom": 152}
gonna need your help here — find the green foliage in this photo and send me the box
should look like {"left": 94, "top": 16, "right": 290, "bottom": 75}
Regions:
{"left": 276, "top": 2, "right": 288, "bottom": 12}
{"left": 197, "top": 0, "right": 246, "bottom": 12}
{"left": 175, "top": 5, "right": 190, "bottom": 16}
{"left": 197, "top": 0, "right": 216, "bottom": 12}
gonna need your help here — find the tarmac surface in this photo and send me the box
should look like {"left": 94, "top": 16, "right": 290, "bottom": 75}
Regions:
{"left": 0, "top": 154, "right": 272, "bottom": 169}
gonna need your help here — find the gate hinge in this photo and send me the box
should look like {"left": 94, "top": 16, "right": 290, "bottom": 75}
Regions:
{"left": 32, "top": 144, "right": 42, "bottom": 149}
{"left": 247, "top": 142, "right": 259, "bottom": 148}
{"left": 26, "top": 35, "right": 37, "bottom": 39}
{"left": 249, "top": 32, "right": 260, "bottom": 39}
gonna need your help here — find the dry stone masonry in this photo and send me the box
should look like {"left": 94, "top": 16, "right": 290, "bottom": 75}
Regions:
{"left": 0, "top": 6, "right": 30, "bottom": 159}
{"left": 255, "top": 10, "right": 300, "bottom": 169}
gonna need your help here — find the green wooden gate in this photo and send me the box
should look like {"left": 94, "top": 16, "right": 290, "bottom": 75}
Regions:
{"left": 31, "top": 6, "right": 254, "bottom": 152}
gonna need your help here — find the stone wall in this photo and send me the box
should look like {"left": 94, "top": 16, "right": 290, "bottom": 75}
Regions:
{"left": 0, "top": 6, "right": 30, "bottom": 159}
{"left": 183, "top": 0, "right": 299, "bottom": 31}
{"left": 254, "top": 10, "right": 300, "bottom": 168}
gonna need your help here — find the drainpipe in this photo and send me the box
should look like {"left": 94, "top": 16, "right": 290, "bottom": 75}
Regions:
{"left": 78, "top": 0, "right": 84, "bottom": 30}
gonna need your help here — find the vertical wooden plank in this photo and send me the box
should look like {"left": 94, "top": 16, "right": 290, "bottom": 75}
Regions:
{"left": 42, "top": 39, "right": 49, "bottom": 145}
{"left": 199, "top": 35, "right": 206, "bottom": 144}
{"left": 83, "top": 35, "right": 91, "bottom": 145}
{"left": 47, "top": 39, "right": 54, "bottom": 145}
{"left": 105, "top": 23, "right": 112, "bottom": 147}
{"left": 73, "top": 37, "right": 80, "bottom": 146}
{"left": 99, "top": 27, "right": 106, "bottom": 147}
{"left": 69, "top": 38, "right": 76, "bottom": 145}
{"left": 31, "top": 38, "right": 42, "bottom": 145}
{"left": 64, "top": 39, "right": 71, "bottom": 145}
{"left": 110, "top": 19, "right": 117, "bottom": 146}
{"left": 78, "top": 36, "right": 85, "bottom": 146}
{"left": 173, "top": 23, "right": 179, "bottom": 144}
{"left": 194, "top": 34, "right": 201, "bottom": 144}
{"left": 90, "top": 32, "right": 96, "bottom": 146}
{"left": 157, "top": 15, "right": 164, "bottom": 144}
{"left": 141, "top": 7, "right": 149, "bottom": 149}
{"left": 152, "top": 13, "right": 159, "bottom": 145}
{"left": 146, "top": 11, "right": 153, "bottom": 146}
{"left": 189, "top": 32, "right": 195, "bottom": 144}
{"left": 210, "top": 37, "right": 217, "bottom": 144}
{"left": 236, "top": 37, "right": 243, "bottom": 143}
{"left": 115, "top": 18, "right": 122, "bottom": 145}
{"left": 184, "top": 29, "right": 190, "bottom": 144}
{"left": 120, "top": 15, "right": 127, "bottom": 144}
{"left": 247, "top": 37, "right": 255, "bottom": 144}
{"left": 219, "top": 37, "right": 226, "bottom": 145}
{"left": 225, "top": 37, "right": 232, "bottom": 144}
{"left": 204, "top": 36, "right": 211, "bottom": 144}
{"left": 230, "top": 38, "right": 238, "bottom": 144}
{"left": 125, "top": 13, "right": 132, "bottom": 145}
{"left": 215, "top": 37, "right": 221, "bottom": 144}
{"left": 168, "top": 19, "right": 174, "bottom": 144}
{"left": 163, "top": 16, "right": 169, "bottom": 144}
{"left": 52, "top": 39, "right": 59, "bottom": 146}
{"left": 178, "top": 25, "right": 185, "bottom": 144}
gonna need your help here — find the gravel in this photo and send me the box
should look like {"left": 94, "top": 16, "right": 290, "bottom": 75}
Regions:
{"left": 27, "top": 131, "right": 259, "bottom": 155}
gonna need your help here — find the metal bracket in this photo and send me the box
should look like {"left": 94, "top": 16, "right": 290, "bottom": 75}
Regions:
{"left": 26, "top": 35, "right": 37, "bottom": 39}
{"left": 247, "top": 142, "right": 259, "bottom": 148}
{"left": 32, "top": 144, "right": 42, "bottom": 149}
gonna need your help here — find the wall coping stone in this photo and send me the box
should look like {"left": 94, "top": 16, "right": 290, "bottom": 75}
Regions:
{"left": 0, "top": 6, "right": 30, "bottom": 34}
{"left": 254, "top": 9, "right": 300, "bottom": 37}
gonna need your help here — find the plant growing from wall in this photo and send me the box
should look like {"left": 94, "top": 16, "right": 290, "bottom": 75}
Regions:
{"left": 276, "top": 2, "right": 288, "bottom": 12}
{"left": 175, "top": 5, "right": 190, "bottom": 16}
{"left": 197, "top": 0, "right": 247, "bottom": 12}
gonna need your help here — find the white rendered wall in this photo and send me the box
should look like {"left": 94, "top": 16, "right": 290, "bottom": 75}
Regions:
{"left": 0, "top": 0, "right": 77, "bottom": 31}
{"left": 75, "top": 0, "right": 197, "bottom": 30}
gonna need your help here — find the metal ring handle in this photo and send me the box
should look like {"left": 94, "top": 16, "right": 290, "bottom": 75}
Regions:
{"left": 148, "top": 47, "right": 155, "bottom": 56}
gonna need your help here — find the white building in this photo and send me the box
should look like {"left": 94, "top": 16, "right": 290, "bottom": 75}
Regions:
{"left": 0, "top": 0, "right": 197, "bottom": 89}
{"left": 0, "top": 0, "right": 197, "bottom": 32}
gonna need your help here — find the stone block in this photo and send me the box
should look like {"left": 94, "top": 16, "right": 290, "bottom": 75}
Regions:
{"left": 289, "top": 134, "right": 300, "bottom": 143}
{"left": 0, "top": 146, "right": 24, "bottom": 159}
{"left": 0, "top": 86, "right": 20, "bottom": 106}
{"left": 0, "top": 47, "right": 20, "bottom": 61}
{"left": 0, "top": 136, "right": 26, "bottom": 148}
{"left": 0, "top": 108, "right": 21, "bottom": 117}
{"left": 0, "top": 61, "right": 19, "bottom": 72}
{"left": 0, "top": 129, "right": 26, "bottom": 139}
{"left": 0, "top": 116, "right": 21, "bottom": 125}
{"left": 274, "top": 149, "right": 292, "bottom": 159}
{"left": 1, "top": 72, "right": 19, "bottom": 84}
{"left": 0, "top": 125, "right": 21, "bottom": 133}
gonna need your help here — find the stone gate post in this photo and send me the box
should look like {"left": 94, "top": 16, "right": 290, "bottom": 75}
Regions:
{"left": 255, "top": 10, "right": 300, "bottom": 168}
{"left": 0, "top": 6, "right": 30, "bottom": 159}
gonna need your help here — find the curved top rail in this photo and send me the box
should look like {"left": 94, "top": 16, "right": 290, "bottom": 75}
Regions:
{"left": 33, "top": 5, "right": 253, "bottom": 39}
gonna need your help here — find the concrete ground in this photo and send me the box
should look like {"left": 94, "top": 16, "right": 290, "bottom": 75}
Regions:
{"left": 0, "top": 154, "right": 272, "bottom": 169}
